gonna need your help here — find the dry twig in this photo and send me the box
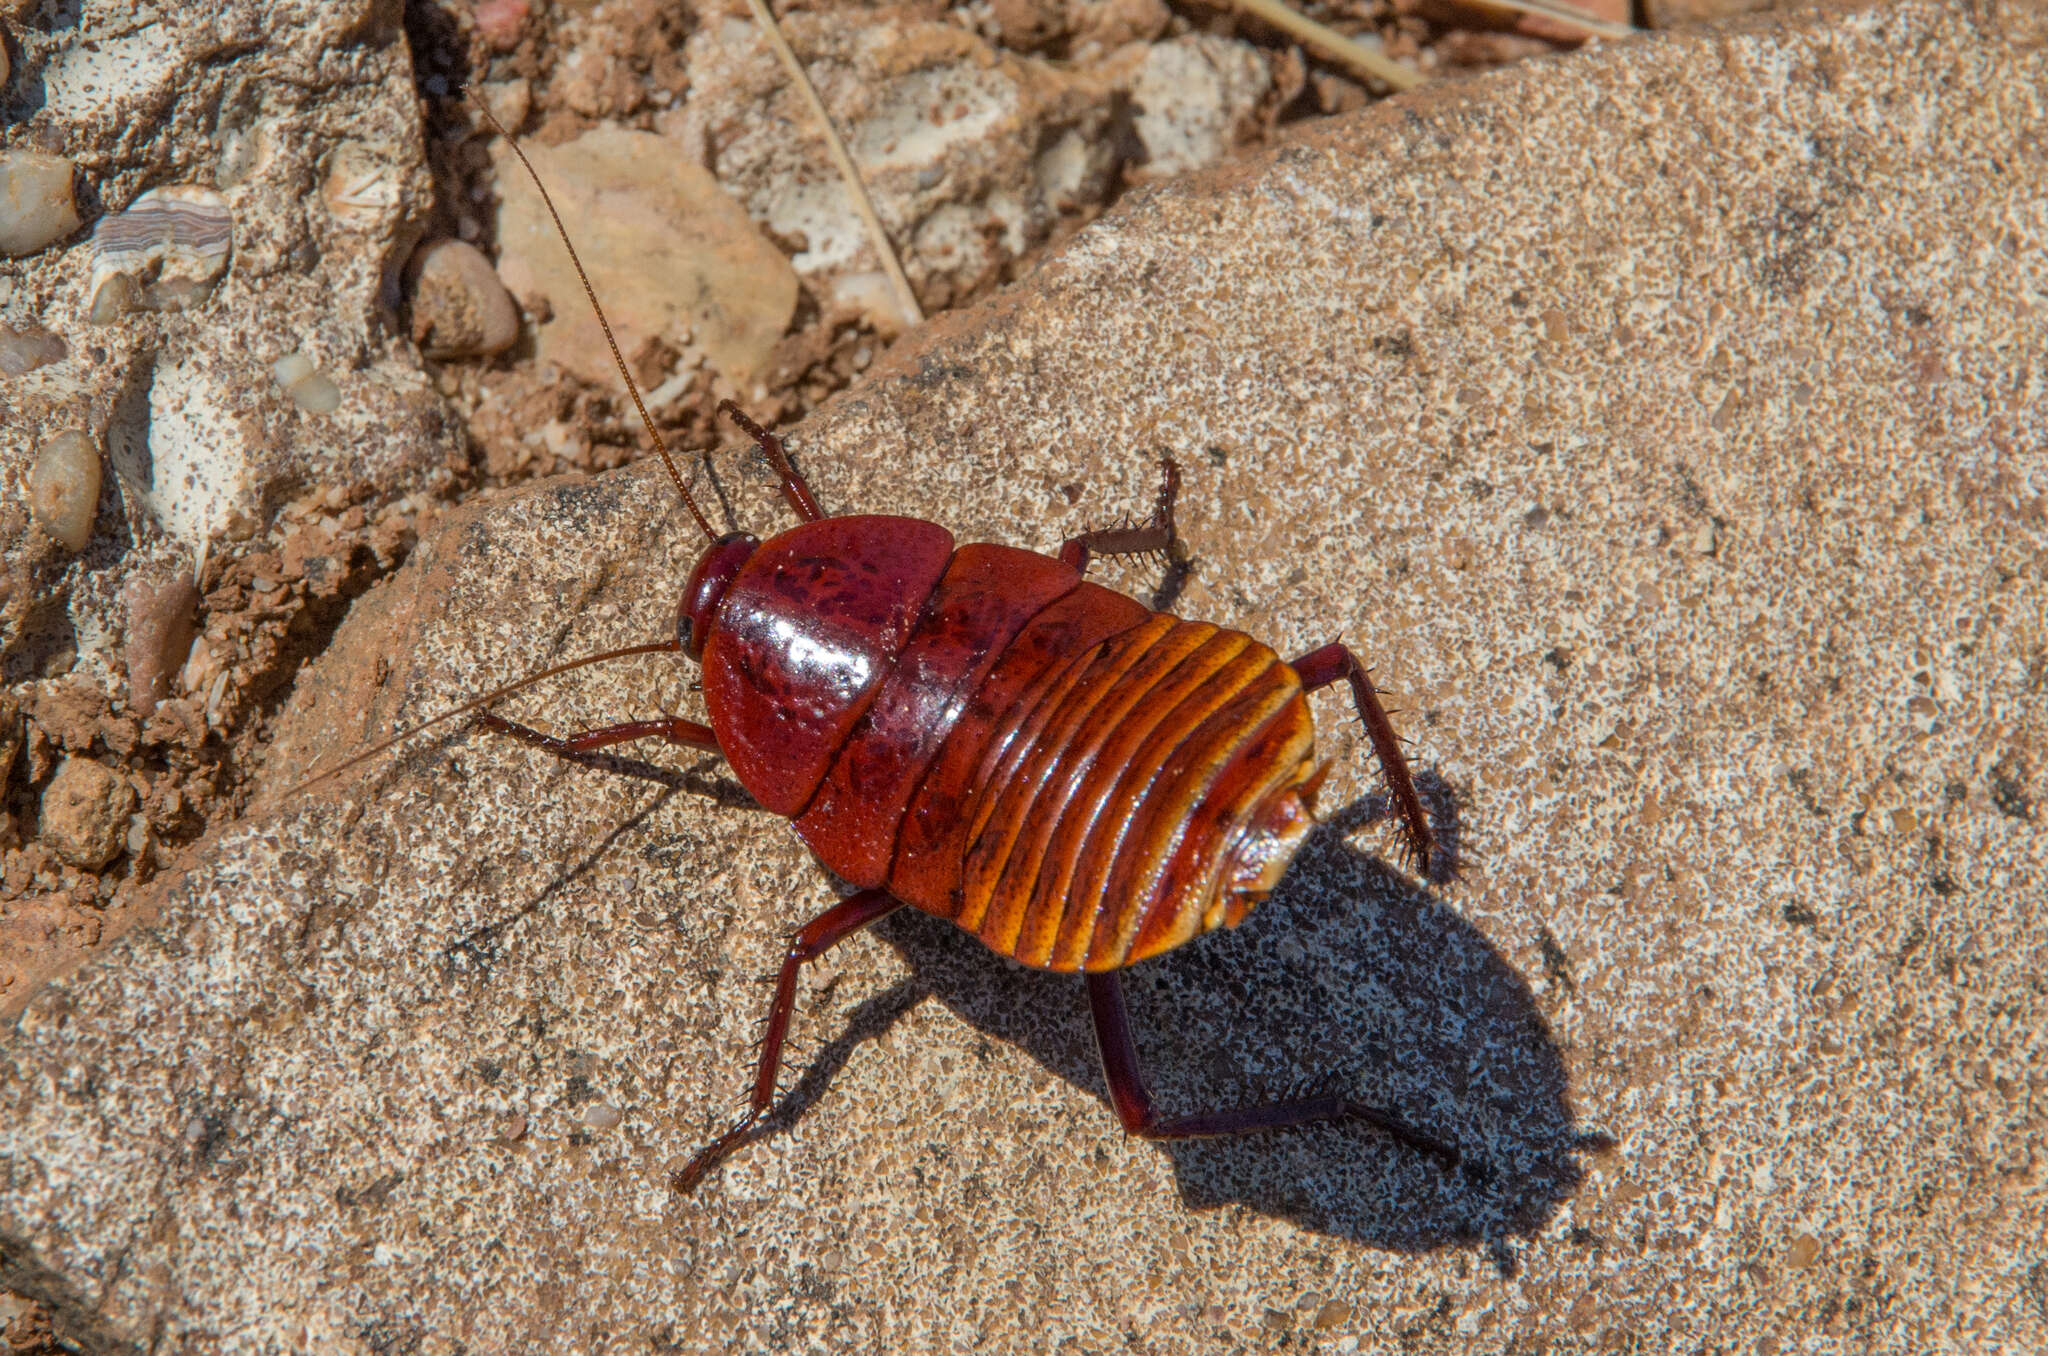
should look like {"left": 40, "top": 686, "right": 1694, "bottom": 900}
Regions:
{"left": 743, "top": 0, "right": 925, "bottom": 331}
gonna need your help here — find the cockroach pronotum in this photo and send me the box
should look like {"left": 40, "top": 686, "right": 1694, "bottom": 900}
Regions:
{"left": 303, "top": 111, "right": 1458, "bottom": 1191}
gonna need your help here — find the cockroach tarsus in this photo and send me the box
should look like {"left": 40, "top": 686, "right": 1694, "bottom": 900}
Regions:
{"left": 300, "top": 103, "right": 1458, "bottom": 1193}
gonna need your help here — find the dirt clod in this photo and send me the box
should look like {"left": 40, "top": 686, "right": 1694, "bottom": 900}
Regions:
{"left": 36, "top": 757, "right": 137, "bottom": 872}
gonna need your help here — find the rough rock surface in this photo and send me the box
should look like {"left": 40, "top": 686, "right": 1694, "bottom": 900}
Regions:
{"left": 0, "top": 0, "right": 462, "bottom": 685}
{"left": 5, "top": 4, "right": 2047, "bottom": 1352}
{"left": 664, "top": 9, "right": 1143, "bottom": 326}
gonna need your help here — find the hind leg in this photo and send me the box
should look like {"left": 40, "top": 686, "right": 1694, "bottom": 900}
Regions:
{"left": 1087, "top": 972, "right": 1456, "bottom": 1163}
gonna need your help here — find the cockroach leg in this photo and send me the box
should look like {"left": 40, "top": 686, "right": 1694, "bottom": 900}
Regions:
{"left": 1059, "top": 459, "right": 1183, "bottom": 574}
{"left": 477, "top": 712, "right": 722, "bottom": 758}
{"left": 1291, "top": 643, "right": 1434, "bottom": 875}
{"left": 717, "top": 399, "right": 824, "bottom": 525}
{"left": 673, "top": 887, "right": 907, "bottom": 1191}
{"left": 1086, "top": 972, "right": 1459, "bottom": 1167}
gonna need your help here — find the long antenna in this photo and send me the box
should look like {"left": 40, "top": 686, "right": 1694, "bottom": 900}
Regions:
{"left": 279, "top": 641, "right": 683, "bottom": 799}
{"left": 472, "top": 95, "right": 718, "bottom": 544}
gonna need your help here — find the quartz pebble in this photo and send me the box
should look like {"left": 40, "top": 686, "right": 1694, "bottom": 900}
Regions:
{"left": 405, "top": 239, "right": 520, "bottom": 358}
{"left": 0, "top": 319, "right": 68, "bottom": 375}
{"left": 28, "top": 429, "right": 101, "bottom": 552}
{"left": 88, "top": 185, "right": 234, "bottom": 322}
{"left": 272, "top": 352, "right": 341, "bottom": 414}
{"left": 0, "top": 152, "right": 82, "bottom": 257}
{"left": 38, "top": 757, "right": 138, "bottom": 871}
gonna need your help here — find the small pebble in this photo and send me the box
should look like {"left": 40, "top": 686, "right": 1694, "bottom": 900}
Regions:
{"left": 88, "top": 184, "right": 234, "bottom": 320}
{"left": 0, "top": 319, "right": 68, "bottom": 376}
{"left": 0, "top": 151, "right": 82, "bottom": 257}
{"left": 87, "top": 273, "right": 140, "bottom": 326}
{"left": 272, "top": 351, "right": 342, "bottom": 414}
{"left": 474, "top": 0, "right": 530, "bottom": 50}
{"left": 124, "top": 574, "right": 199, "bottom": 718}
{"left": 583, "top": 1102, "right": 623, "bottom": 1130}
{"left": 38, "top": 756, "right": 138, "bottom": 870}
{"left": 28, "top": 429, "right": 101, "bottom": 552}
{"left": 405, "top": 238, "right": 521, "bottom": 358}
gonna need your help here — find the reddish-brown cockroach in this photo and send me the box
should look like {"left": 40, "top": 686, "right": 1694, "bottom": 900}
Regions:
{"left": 305, "top": 111, "right": 1456, "bottom": 1191}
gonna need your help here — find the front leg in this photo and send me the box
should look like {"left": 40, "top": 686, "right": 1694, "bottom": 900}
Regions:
{"left": 477, "top": 712, "right": 720, "bottom": 759}
{"left": 1060, "top": 459, "right": 1182, "bottom": 575}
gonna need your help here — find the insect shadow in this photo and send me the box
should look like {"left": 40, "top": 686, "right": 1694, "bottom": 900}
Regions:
{"left": 450, "top": 750, "right": 1600, "bottom": 1257}
{"left": 850, "top": 782, "right": 1605, "bottom": 1256}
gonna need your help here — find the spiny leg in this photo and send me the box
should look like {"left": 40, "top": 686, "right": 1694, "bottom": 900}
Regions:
{"left": 1060, "top": 459, "right": 1182, "bottom": 575}
{"left": 1291, "top": 643, "right": 1433, "bottom": 875}
{"left": 673, "top": 887, "right": 907, "bottom": 1191}
{"left": 717, "top": 399, "right": 824, "bottom": 524}
{"left": 477, "top": 712, "right": 720, "bottom": 759}
{"left": 1087, "top": 972, "right": 1458, "bottom": 1165}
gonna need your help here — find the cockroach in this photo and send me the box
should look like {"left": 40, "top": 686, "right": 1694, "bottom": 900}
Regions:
{"left": 305, "top": 112, "right": 1456, "bottom": 1191}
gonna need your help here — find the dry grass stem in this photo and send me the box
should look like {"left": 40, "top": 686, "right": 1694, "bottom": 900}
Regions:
{"left": 744, "top": 0, "right": 925, "bottom": 331}
{"left": 1224, "top": 0, "right": 1424, "bottom": 91}
{"left": 1459, "top": 0, "right": 1638, "bottom": 40}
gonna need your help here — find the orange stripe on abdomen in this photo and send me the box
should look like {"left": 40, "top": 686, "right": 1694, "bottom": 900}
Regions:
{"left": 888, "top": 583, "right": 1151, "bottom": 918}
{"left": 1082, "top": 662, "right": 1308, "bottom": 968}
{"left": 941, "top": 618, "right": 1317, "bottom": 972}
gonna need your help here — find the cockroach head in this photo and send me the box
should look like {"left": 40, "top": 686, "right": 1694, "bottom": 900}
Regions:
{"left": 679, "top": 532, "right": 758, "bottom": 660}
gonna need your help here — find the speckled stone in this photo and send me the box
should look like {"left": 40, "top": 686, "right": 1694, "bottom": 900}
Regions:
{"left": 4, "top": 5, "right": 2045, "bottom": 1352}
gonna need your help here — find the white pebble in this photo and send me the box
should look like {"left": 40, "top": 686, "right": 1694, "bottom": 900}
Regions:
{"left": 0, "top": 151, "right": 82, "bottom": 257}
{"left": 272, "top": 351, "right": 341, "bottom": 414}
{"left": 28, "top": 429, "right": 101, "bottom": 552}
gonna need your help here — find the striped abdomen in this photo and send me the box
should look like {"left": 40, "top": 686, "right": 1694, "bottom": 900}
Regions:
{"left": 887, "top": 616, "right": 1319, "bottom": 972}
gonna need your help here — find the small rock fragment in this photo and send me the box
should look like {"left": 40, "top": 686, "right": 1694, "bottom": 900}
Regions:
{"left": 322, "top": 142, "right": 399, "bottom": 229}
{"left": 0, "top": 151, "right": 82, "bottom": 257}
{"left": 405, "top": 239, "right": 521, "bottom": 359}
{"left": 474, "top": 0, "right": 530, "bottom": 51}
{"left": 28, "top": 429, "right": 101, "bottom": 552}
{"left": 125, "top": 574, "right": 200, "bottom": 718}
{"left": 1128, "top": 35, "right": 1273, "bottom": 180}
{"left": 0, "top": 690, "right": 22, "bottom": 784}
{"left": 272, "top": 352, "right": 341, "bottom": 414}
{"left": 38, "top": 757, "right": 138, "bottom": 871}
{"left": 0, "top": 318, "right": 68, "bottom": 375}
{"left": 492, "top": 128, "right": 799, "bottom": 389}
{"left": 479, "top": 78, "right": 531, "bottom": 133}
{"left": 88, "top": 185, "right": 233, "bottom": 321}
{"left": 583, "top": 1102, "right": 623, "bottom": 1130}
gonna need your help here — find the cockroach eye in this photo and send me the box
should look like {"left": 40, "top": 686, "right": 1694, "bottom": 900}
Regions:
{"left": 679, "top": 533, "right": 758, "bottom": 660}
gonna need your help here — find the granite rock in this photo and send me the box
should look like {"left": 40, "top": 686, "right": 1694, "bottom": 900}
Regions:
{"left": 4, "top": 4, "right": 2046, "bottom": 1352}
